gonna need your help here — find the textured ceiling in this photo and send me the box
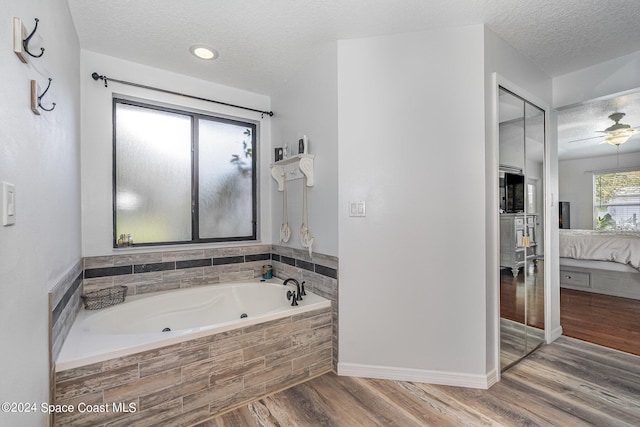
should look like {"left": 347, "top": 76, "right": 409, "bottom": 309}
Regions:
{"left": 66, "top": 0, "right": 640, "bottom": 96}
{"left": 557, "top": 90, "right": 640, "bottom": 160}
{"left": 67, "top": 0, "right": 640, "bottom": 160}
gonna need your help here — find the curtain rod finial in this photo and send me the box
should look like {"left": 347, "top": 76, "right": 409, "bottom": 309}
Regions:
{"left": 91, "top": 72, "right": 108, "bottom": 87}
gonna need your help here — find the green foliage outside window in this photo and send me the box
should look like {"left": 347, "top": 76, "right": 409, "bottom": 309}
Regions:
{"left": 594, "top": 171, "right": 640, "bottom": 230}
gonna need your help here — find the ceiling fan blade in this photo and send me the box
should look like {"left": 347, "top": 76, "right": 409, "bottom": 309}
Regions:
{"left": 567, "top": 135, "right": 603, "bottom": 143}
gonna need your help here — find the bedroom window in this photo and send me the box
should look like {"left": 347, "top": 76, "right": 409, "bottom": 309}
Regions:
{"left": 113, "top": 98, "right": 257, "bottom": 247}
{"left": 593, "top": 170, "right": 640, "bottom": 231}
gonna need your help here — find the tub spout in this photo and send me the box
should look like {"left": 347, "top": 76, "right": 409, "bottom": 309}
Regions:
{"left": 283, "top": 278, "right": 303, "bottom": 301}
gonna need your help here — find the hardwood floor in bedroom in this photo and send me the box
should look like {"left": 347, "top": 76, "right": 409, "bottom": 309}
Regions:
{"left": 561, "top": 287, "right": 640, "bottom": 356}
{"left": 197, "top": 337, "right": 640, "bottom": 426}
{"left": 500, "top": 260, "right": 640, "bottom": 356}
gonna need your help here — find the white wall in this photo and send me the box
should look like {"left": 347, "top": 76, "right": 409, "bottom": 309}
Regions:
{"left": 559, "top": 152, "right": 640, "bottom": 229}
{"left": 80, "top": 51, "right": 272, "bottom": 256}
{"left": 0, "top": 0, "right": 80, "bottom": 425}
{"left": 270, "top": 42, "right": 338, "bottom": 256}
{"left": 338, "top": 25, "right": 489, "bottom": 386}
{"left": 553, "top": 50, "right": 640, "bottom": 108}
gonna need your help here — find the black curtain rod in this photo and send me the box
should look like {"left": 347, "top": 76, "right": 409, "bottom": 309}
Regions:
{"left": 91, "top": 72, "right": 274, "bottom": 117}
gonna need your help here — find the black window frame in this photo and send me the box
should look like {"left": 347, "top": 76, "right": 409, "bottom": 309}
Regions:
{"left": 112, "top": 97, "right": 258, "bottom": 247}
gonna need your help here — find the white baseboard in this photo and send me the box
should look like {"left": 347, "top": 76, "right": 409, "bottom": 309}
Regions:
{"left": 337, "top": 363, "right": 494, "bottom": 389}
{"left": 485, "top": 368, "right": 499, "bottom": 388}
{"left": 548, "top": 325, "right": 563, "bottom": 343}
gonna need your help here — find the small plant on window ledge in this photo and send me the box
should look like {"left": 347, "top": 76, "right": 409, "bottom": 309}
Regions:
{"left": 596, "top": 213, "right": 616, "bottom": 230}
{"left": 117, "top": 233, "right": 133, "bottom": 247}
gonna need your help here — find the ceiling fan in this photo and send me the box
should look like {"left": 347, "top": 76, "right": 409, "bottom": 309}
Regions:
{"left": 568, "top": 112, "right": 639, "bottom": 146}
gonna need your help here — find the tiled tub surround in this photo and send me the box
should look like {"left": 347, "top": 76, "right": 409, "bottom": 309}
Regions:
{"left": 56, "top": 280, "right": 330, "bottom": 370}
{"left": 50, "top": 244, "right": 338, "bottom": 425}
{"left": 48, "top": 259, "right": 84, "bottom": 425}
{"left": 81, "top": 243, "right": 339, "bottom": 370}
{"left": 82, "top": 245, "right": 338, "bottom": 298}
{"left": 50, "top": 260, "right": 84, "bottom": 365}
{"left": 82, "top": 245, "right": 274, "bottom": 296}
{"left": 271, "top": 245, "right": 339, "bottom": 371}
{"left": 54, "top": 306, "right": 333, "bottom": 426}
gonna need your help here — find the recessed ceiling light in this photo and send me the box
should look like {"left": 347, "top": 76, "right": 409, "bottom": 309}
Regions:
{"left": 190, "top": 45, "right": 218, "bottom": 60}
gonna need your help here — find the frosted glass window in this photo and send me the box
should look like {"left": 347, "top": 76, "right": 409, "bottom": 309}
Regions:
{"left": 113, "top": 99, "right": 257, "bottom": 246}
{"left": 199, "top": 120, "right": 254, "bottom": 239}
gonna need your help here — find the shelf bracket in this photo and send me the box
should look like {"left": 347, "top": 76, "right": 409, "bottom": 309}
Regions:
{"left": 270, "top": 154, "right": 314, "bottom": 191}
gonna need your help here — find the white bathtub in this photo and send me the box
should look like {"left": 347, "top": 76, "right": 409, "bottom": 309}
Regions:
{"left": 56, "top": 279, "right": 330, "bottom": 371}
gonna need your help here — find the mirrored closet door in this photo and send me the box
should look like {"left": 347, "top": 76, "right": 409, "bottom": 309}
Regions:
{"left": 498, "top": 86, "right": 545, "bottom": 371}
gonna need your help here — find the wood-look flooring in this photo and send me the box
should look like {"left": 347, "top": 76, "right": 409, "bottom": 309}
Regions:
{"left": 196, "top": 336, "right": 640, "bottom": 426}
{"left": 188, "top": 262, "right": 640, "bottom": 426}
{"left": 500, "top": 318, "right": 544, "bottom": 371}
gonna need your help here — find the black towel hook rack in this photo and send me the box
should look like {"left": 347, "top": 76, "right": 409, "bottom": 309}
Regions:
{"left": 38, "top": 78, "right": 56, "bottom": 111}
{"left": 23, "top": 18, "right": 45, "bottom": 58}
{"left": 31, "top": 78, "right": 56, "bottom": 114}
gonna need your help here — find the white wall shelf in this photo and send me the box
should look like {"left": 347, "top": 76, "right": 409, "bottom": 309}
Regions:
{"left": 270, "top": 154, "right": 315, "bottom": 191}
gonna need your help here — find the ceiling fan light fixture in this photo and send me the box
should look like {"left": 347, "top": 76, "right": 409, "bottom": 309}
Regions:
{"left": 605, "top": 129, "right": 637, "bottom": 146}
{"left": 601, "top": 112, "right": 639, "bottom": 146}
{"left": 605, "top": 133, "right": 631, "bottom": 146}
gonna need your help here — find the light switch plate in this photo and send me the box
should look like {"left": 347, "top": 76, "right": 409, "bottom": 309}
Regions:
{"left": 3, "top": 182, "right": 16, "bottom": 226}
{"left": 349, "top": 200, "right": 366, "bottom": 217}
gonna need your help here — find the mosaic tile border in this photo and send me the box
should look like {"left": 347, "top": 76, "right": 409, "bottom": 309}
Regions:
{"left": 84, "top": 253, "right": 271, "bottom": 278}
{"left": 271, "top": 254, "right": 338, "bottom": 279}
{"left": 48, "top": 259, "right": 84, "bottom": 426}
{"left": 83, "top": 250, "right": 337, "bottom": 281}
{"left": 49, "top": 260, "right": 84, "bottom": 363}
{"left": 51, "top": 271, "right": 83, "bottom": 327}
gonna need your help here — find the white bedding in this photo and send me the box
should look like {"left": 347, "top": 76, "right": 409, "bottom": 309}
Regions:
{"left": 559, "top": 229, "right": 640, "bottom": 270}
{"left": 559, "top": 257, "right": 640, "bottom": 273}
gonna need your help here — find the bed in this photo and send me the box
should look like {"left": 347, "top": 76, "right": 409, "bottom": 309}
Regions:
{"left": 559, "top": 229, "right": 640, "bottom": 300}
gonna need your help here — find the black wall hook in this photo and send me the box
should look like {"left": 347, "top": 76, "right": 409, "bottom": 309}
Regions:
{"left": 39, "top": 78, "right": 56, "bottom": 111}
{"left": 23, "top": 18, "right": 45, "bottom": 58}
{"left": 31, "top": 78, "right": 56, "bottom": 114}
